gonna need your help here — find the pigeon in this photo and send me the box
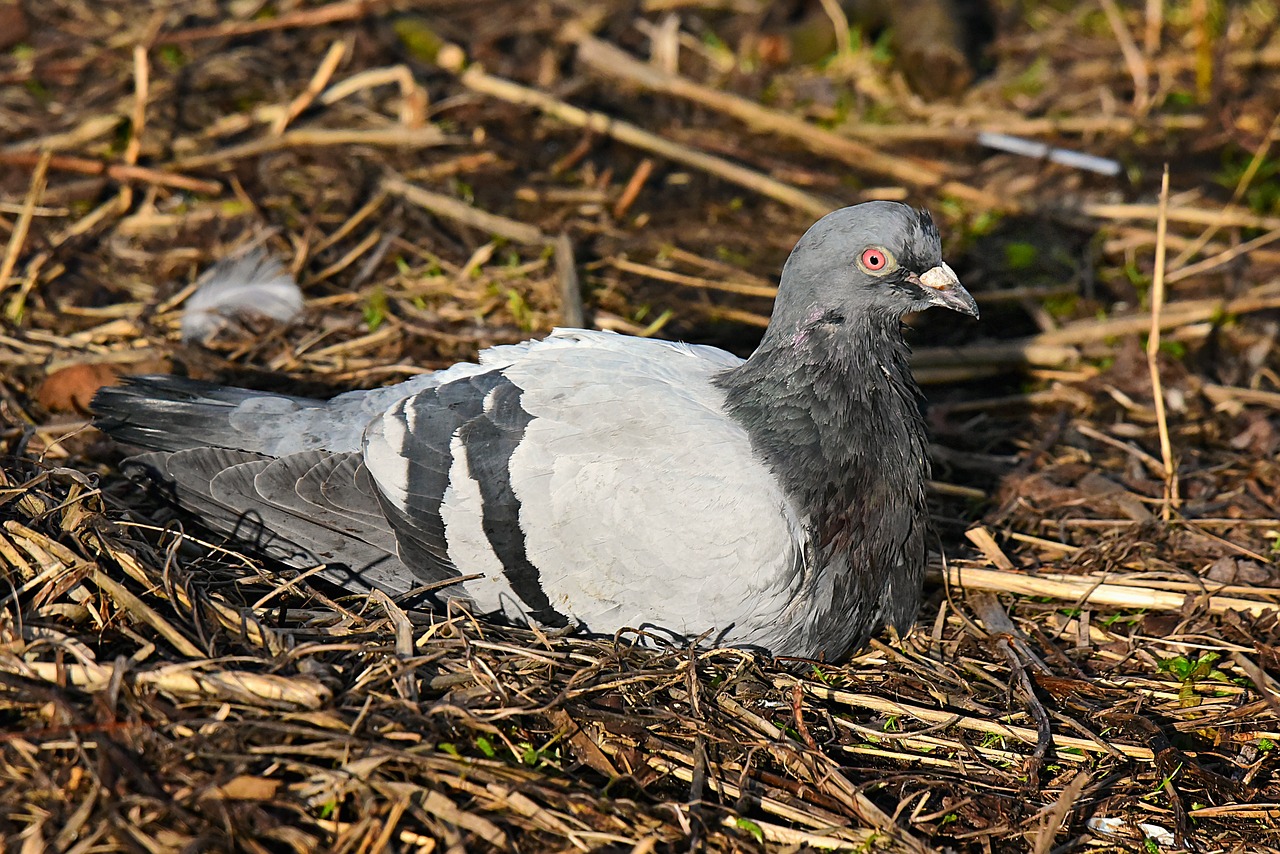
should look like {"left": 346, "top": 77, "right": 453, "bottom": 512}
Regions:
{"left": 92, "top": 202, "right": 978, "bottom": 660}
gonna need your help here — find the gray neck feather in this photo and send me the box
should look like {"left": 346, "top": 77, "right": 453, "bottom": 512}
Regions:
{"left": 715, "top": 311, "right": 931, "bottom": 659}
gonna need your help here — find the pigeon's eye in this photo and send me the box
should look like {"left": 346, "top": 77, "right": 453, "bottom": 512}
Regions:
{"left": 858, "top": 246, "right": 895, "bottom": 275}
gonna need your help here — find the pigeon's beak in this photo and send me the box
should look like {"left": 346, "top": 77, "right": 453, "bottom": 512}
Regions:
{"left": 917, "top": 263, "right": 979, "bottom": 319}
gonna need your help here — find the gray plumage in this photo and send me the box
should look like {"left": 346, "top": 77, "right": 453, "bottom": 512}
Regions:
{"left": 93, "top": 202, "right": 978, "bottom": 659}
{"left": 181, "top": 249, "right": 303, "bottom": 342}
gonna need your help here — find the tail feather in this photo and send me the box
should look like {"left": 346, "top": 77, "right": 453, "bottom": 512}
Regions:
{"left": 93, "top": 374, "right": 457, "bottom": 600}
{"left": 92, "top": 375, "right": 325, "bottom": 454}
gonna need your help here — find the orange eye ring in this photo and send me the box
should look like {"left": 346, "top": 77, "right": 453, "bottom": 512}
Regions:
{"left": 860, "top": 248, "right": 886, "bottom": 271}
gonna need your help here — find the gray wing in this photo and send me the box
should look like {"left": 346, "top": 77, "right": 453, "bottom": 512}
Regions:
{"left": 362, "top": 367, "right": 571, "bottom": 624}
{"left": 122, "top": 447, "right": 441, "bottom": 596}
{"left": 90, "top": 358, "right": 529, "bottom": 598}
{"left": 362, "top": 331, "right": 807, "bottom": 642}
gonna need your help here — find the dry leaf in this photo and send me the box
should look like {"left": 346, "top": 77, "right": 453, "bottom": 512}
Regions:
{"left": 202, "top": 775, "right": 281, "bottom": 801}
{"left": 37, "top": 363, "right": 120, "bottom": 413}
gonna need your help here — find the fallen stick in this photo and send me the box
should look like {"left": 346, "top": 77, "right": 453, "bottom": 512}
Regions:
{"left": 912, "top": 340, "right": 1080, "bottom": 369}
{"left": 1167, "top": 227, "right": 1280, "bottom": 284}
{"left": 1083, "top": 201, "right": 1280, "bottom": 232}
{"left": 569, "top": 27, "right": 987, "bottom": 200}
{"left": 609, "top": 257, "right": 779, "bottom": 298}
{"left": 910, "top": 284, "right": 1280, "bottom": 374}
{"left": 1147, "top": 168, "right": 1177, "bottom": 518}
{"left": 1034, "top": 285, "right": 1280, "bottom": 346}
{"left": 448, "top": 58, "right": 836, "bottom": 219}
{"left": 169, "top": 126, "right": 451, "bottom": 171}
{"left": 1202, "top": 383, "right": 1280, "bottom": 411}
{"left": 554, "top": 233, "right": 585, "bottom": 327}
{"left": 0, "top": 151, "right": 48, "bottom": 296}
{"left": 844, "top": 114, "right": 1205, "bottom": 142}
{"left": 1, "top": 114, "right": 123, "bottom": 154}
{"left": 11, "top": 660, "right": 332, "bottom": 708}
{"left": 91, "top": 570, "right": 205, "bottom": 659}
{"left": 783, "top": 676, "right": 1156, "bottom": 761}
{"left": 0, "top": 151, "right": 220, "bottom": 194}
{"left": 157, "top": 0, "right": 391, "bottom": 44}
{"left": 382, "top": 175, "right": 547, "bottom": 245}
{"left": 272, "top": 39, "right": 347, "bottom": 136}
{"left": 930, "top": 564, "right": 1279, "bottom": 617}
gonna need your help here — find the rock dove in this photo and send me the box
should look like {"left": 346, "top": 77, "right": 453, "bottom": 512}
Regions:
{"left": 92, "top": 202, "right": 978, "bottom": 660}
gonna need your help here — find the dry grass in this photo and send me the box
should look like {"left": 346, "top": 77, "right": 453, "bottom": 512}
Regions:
{"left": 3, "top": 0, "right": 1280, "bottom": 850}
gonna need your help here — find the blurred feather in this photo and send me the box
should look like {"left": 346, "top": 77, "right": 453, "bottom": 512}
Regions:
{"left": 181, "top": 250, "right": 303, "bottom": 343}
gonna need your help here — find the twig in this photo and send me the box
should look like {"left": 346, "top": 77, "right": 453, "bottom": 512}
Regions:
{"left": 783, "top": 676, "right": 1156, "bottom": 761}
{"left": 1202, "top": 383, "right": 1280, "bottom": 411}
{"left": 610, "top": 257, "right": 778, "bottom": 298}
{"left": 156, "top": 0, "right": 391, "bottom": 44}
{"left": 0, "top": 150, "right": 49, "bottom": 300}
{"left": 963, "top": 527, "right": 1016, "bottom": 572}
{"left": 907, "top": 283, "right": 1280, "bottom": 376}
{"left": 970, "top": 594, "right": 1053, "bottom": 786}
{"left": 1144, "top": 0, "right": 1163, "bottom": 54}
{"left": 372, "top": 589, "right": 418, "bottom": 703}
{"left": 930, "top": 564, "right": 1278, "bottom": 616}
{"left": 791, "top": 682, "right": 820, "bottom": 750}
{"left": 1083, "top": 201, "right": 1280, "bottom": 232}
{"left": 168, "top": 126, "right": 451, "bottom": 171}
{"left": 716, "top": 817, "right": 875, "bottom": 851}
{"left": 320, "top": 64, "right": 428, "bottom": 126}
{"left": 815, "top": 0, "right": 853, "bottom": 60}
{"left": 568, "top": 27, "right": 1002, "bottom": 209}
{"left": 1032, "top": 771, "right": 1092, "bottom": 854}
{"left": 554, "top": 233, "right": 585, "bottom": 328}
{"left": 1169, "top": 112, "right": 1280, "bottom": 271}
{"left": 1148, "top": 167, "right": 1177, "bottom": 519}
{"left": 1, "top": 114, "right": 123, "bottom": 154}
{"left": 717, "top": 694, "right": 934, "bottom": 853}
{"left": 446, "top": 56, "right": 837, "bottom": 218}
{"left": 1166, "top": 226, "right": 1280, "bottom": 284}
{"left": 0, "top": 151, "right": 220, "bottom": 194}
{"left": 124, "top": 45, "right": 148, "bottom": 169}
{"left": 1099, "top": 0, "right": 1150, "bottom": 113}
{"left": 11, "top": 660, "right": 331, "bottom": 708}
{"left": 91, "top": 570, "right": 204, "bottom": 659}
{"left": 612, "top": 157, "right": 654, "bottom": 220}
{"left": 381, "top": 175, "right": 547, "bottom": 245}
{"left": 273, "top": 39, "right": 347, "bottom": 135}
{"left": 845, "top": 114, "right": 1204, "bottom": 143}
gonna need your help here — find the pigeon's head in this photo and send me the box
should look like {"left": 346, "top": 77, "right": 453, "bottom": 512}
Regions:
{"left": 775, "top": 202, "right": 978, "bottom": 333}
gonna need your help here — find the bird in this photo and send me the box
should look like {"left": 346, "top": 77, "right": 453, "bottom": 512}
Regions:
{"left": 92, "top": 201, "right": 978, "bottom": 660}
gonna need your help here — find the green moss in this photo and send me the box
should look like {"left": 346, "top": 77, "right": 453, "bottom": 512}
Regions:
{"left": 363, "top": 287, "right": 389, "bottom": 332}
{"left": 733, "top": 817, "right": 764, "bottom": 844}
{"left": 158, "top": 44, "right": 187, "bottom": 69}
{"left": 393, "top": 17, "right": 445, "bottom": 63}
{"left": 1004, "top": 56, "right": 1049, "bottom": 98}
{"left": 1004, "top": 241, "right": 1039, "bottom": 271}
